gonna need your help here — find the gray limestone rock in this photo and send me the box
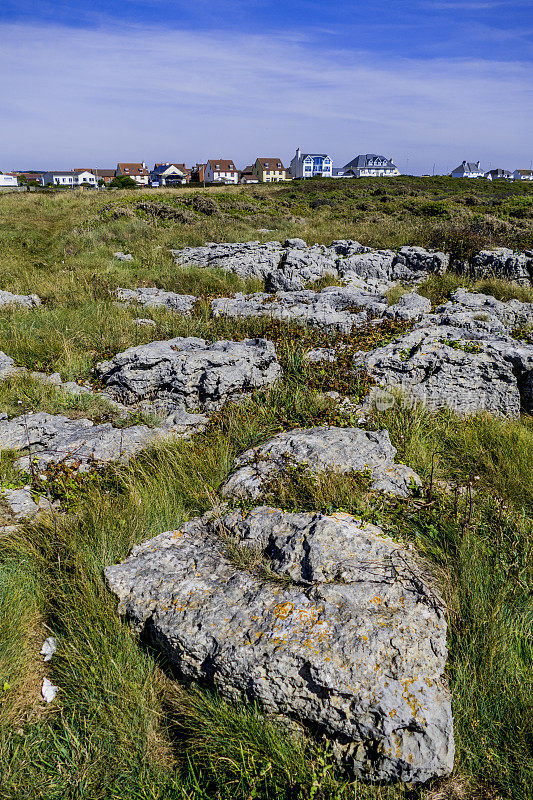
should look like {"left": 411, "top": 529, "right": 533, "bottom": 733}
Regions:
{"left": 134, "top": 318, "right": 157, "bottom": 327}
{"left": 385, "top": 293, "right": 432, "bottom": 321}
{"left": 0, "top": 486, "right": 53, "bottom": 521}
{"left": 117, "top": 287, "right": 197, "bottom": 314}
{"left": 355, "top": 325, "right": 533, "bottom": 418}
{"left": 338, "top": 251, "right": 397, "bottom": 282}
{"left": 393, "top": 247, "right": 449, "bottom": 278}
{"left": 0, "top": 351, "right": 16, "bottom": 379}
{"left": 211, "top": 285, "right": 389, "bottom": 334}
{"left": 114, "top": 251, "right": 133, "bottom": 261}
{"left": 266, "top": 246, "right": 339, "bottom": 292}
{"left": 0, "top": 411, "right": 169, "bottom": 472}
{"left": 171, "top": 241, "right": 284, "bottom": 280}
{"left": 459, "top": 248, "right": 533, "bottom": 285}
{"left": 221, "top": 426, "right": 421, "bottom": 500}
{"left": 105, "top": 506, "right": 454, "bottom": 783}
{"left": 0, "top": 290, "right": 41, "bottom": 310}
{"left": 96, "top": 337, "right": 281, "bottom": 413}
{"left": 432, "top": 288, "right": 533, "bottom": 331}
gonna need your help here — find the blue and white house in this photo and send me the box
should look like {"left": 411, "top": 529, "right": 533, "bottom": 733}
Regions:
{"left": 289, "top": 148, "right": 333, "bottom": 179}
{"left": 451, "top": 161, "right": 484, "bottom": 178}
{"left": 339, "top": 154, "right": 400, "bottom": 178}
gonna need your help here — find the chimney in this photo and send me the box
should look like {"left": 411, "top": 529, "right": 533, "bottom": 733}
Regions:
{"left": 476, "top": 161, "right": 480, "bottom": 169}
{"left": 296, "top": 147, "right": 301, "bottom": 160}
{"left": 462, "top": 160, "right": 466, "bottom": 166}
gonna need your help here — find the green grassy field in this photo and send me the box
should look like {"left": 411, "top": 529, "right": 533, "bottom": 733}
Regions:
{"left": 0, "top": 180, "right": 532, "bottom": 800}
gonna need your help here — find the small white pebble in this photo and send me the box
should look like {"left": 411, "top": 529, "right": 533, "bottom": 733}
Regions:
{"left": 41, "top": 678, "right": 58, "bottom": 703}
{"left": 40, "top": 637, "right": 57, "bottom": 662}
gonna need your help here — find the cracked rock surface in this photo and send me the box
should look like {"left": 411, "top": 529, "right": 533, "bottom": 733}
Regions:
{"left": 221, "top": 427, "right": 421, "bottom": 500}
{"left": 96, "top": 337, "right": 282, "bottom": 413}
{"left": 106, "top": 505, "right": 454, "bottom": 783}
{"left": 355, "top": 323, "right": 533, "bottom": 418}
{"left": 0, "top": 412, "right": 171, "bottom": 472}
{"left": 170, "top": 240, "right": 452, "bottom": 287}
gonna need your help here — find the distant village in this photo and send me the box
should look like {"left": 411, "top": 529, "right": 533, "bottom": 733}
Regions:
{"left": 1, "top": 149, "right": 532, "bottom": 189}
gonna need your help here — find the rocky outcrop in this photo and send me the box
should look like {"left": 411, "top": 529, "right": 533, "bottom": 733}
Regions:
{"left": 170, "top": 241, "right": 284, "bottom": 280}
{"left": 170, "top": 240, "right": 533, "bottom": 290}
{"left": 355, "top": 324, "right": 533, "bottom": 418}
{"left": 0, "top": 290, "right": 41, "bottom": 310}
{"left": 96, "top": 337, "right": 282, "bottom": 413}
{"left": 171, "top": 240, "right": 450, "bottom": 288}
{"left": 0, "top": 411, "right": 182, "bottom": 472}
{"left": 212, "top": 282, "right": 431, "bottom": 332}
{"left": 456, "top": 248, "right": 533, "bottom": 285}
{"left": 117, "top": 287, "right": 197, "bottom": 314}
{"left": 430, "top": 288, "right": 533, "bottom": 332}
{"left": 211, "top": 290, "right": 371, "bottom": 333}
{"left": 221, "top": 427, "right": 421, "bottom": 500}
{"left": 106, "top": 505, "right": 454, "bottom": 783}
{"left": 114, "top": 252, "right": 133, "bottom": 261}
{"left": 385, "top": 293, "right": 432, "bottom": 322}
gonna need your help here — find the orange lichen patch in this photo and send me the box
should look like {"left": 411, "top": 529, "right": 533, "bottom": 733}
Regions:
{"left": 273, "top": 602, "right": 294, "bottom": 620}
{"left": 400, "top": 677, "right": 422, "bottom": 718}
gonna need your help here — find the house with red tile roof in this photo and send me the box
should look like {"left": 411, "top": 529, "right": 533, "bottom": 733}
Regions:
{"left": 204, "top": 159, "right": 238, "bottom": 184}
{"left": 115, "top": 162, "right": 150, "bottom": 185}
{"left": 252, "top": 158, "right": 287, "bottom": 182}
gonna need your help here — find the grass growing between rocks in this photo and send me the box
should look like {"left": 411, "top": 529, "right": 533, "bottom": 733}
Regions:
{"left": 1, "top": 187, "right": 533, "bottom": 799}
{"left": 1, "top": 386, "right": 532, "bottom": 799}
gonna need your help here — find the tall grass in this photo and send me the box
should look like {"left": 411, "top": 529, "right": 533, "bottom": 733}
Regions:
{"left": 0, "top": 187, "right": 532, "bottom": 799}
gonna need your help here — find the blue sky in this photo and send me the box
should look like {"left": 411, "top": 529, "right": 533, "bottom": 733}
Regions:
{"left": 1, "top": 0, "right": 532, "bottom": 173}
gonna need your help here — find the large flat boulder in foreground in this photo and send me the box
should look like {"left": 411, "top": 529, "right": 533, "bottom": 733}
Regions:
{"left": 106, "top": 506, "right": 454, "bottom": 783}
{"left": 96, "top": 337, "right": 281, "bottom": 413}
{"left": 221, "top": 426, "right": 421, "bottom": 500}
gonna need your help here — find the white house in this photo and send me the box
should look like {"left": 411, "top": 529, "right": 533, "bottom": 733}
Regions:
{"left": 0, "top": 173, "right": 18, "bottom": 187}
{"left": 451, "top": 161, "right": 484, "bottom": 178}
{"left": 40, "top": 171, "right": 77, "bottom": 187}
{"left": 513, "top": 169, "right": 533, "bottom": 181}
{"left": 340, "top": 154, "right": 400, "bottom": 178}
{"left": 204, "top": 159, "right": 238, "bottom": 184}
{"left": 74, "top": 170, "right": 98, "bottom": 187}
{"left": 485, "top": 169, "right": 512, "bottom": 181}
{"left": 289, "top": 148, "right": 333, "bottom": 179}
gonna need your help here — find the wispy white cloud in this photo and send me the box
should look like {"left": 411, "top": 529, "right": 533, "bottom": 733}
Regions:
{"left": 0, "top": 22, "right": 531, "bottom": 173}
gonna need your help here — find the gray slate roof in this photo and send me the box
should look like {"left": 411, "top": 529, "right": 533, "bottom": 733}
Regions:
{"left": 42, "top": 171, "right": 77, "bottom": 177}
{"left": 452, "top": 162, "right": 482, "bottom": 173}
{"left": 343, "top": 154, "right": 397, "bottom": 170}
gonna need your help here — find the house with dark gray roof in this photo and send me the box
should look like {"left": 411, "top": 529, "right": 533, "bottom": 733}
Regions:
{"left": 289, "top": 148, "right": 333, "bottom": 179}
{"left": 485, "top": 169, "right": 512, "bottom": 181}
{"left": 513, "top": 169, "right": 533, "bottom": 181}
{"left": 451, "top": 161, "right": 484, "bottom": 178}
{"left": 339, "top": 154, "right": 400, "bottom": 178}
